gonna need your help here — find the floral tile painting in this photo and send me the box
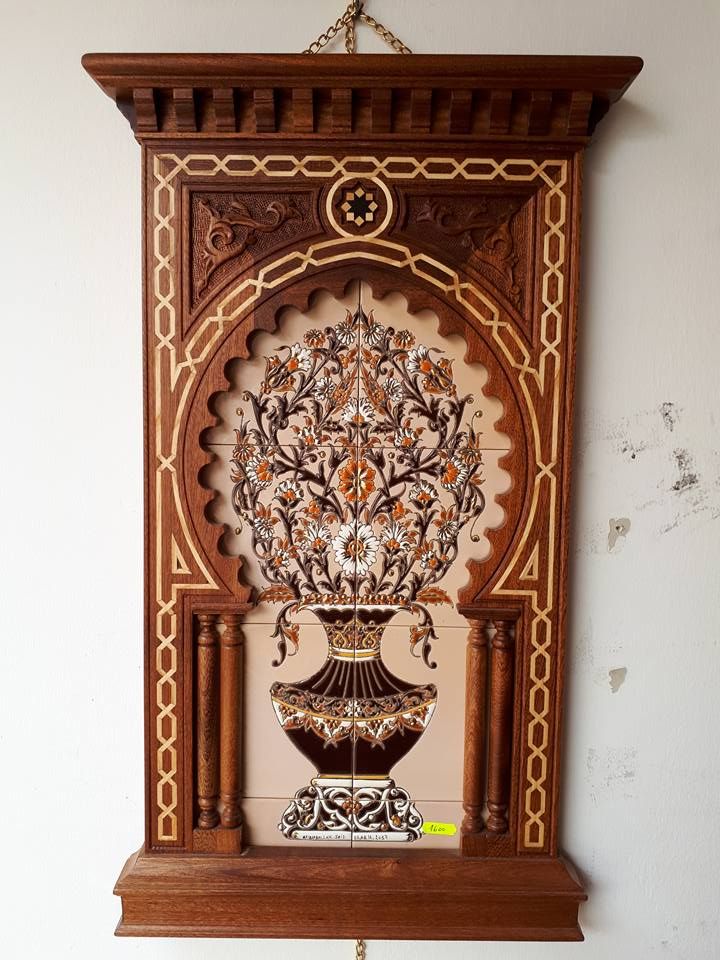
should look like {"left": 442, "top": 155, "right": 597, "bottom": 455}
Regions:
{"left": 204, "top": 283, "right": 511, "bottom": 843}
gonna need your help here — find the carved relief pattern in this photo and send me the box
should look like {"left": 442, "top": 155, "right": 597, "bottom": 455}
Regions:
{"left": 151, "top": 152, "right": 568, "bottom": 851}
{"left": 190, "top": 190, "right": 316, "bottom": 305}
{"left": 402, "top": 193, "right": 530, "bottom": 312}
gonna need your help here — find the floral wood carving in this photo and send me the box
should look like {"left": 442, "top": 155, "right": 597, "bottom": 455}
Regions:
{"left": 195, "top": 195, "right": 303, "bottom": 298}
{"left": 414, "top": 197, "right": 526, "bottom": 306}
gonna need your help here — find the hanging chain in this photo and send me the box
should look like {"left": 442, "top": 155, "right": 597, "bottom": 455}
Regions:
{"left": 303, "top": 1, "right": 412, "bottom": 55}
{"left": 357, "top": 9, "right": 411, "bottom": 54}
{"left": 355, "top": 939, "right": 367, "bottom": 960}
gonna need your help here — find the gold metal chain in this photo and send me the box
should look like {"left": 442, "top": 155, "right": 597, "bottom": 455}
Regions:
{"left": 355, "top": 938, "right": 367, "bottom": 960}
{"left": 303, "top": 1, "right": 412, "bottom": 55}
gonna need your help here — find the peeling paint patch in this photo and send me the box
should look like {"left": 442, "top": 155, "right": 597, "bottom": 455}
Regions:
{"left": 671, "top": 448, "right": 699, "bottom": 493}
{"left": 608, "top": 517, "right": 631, "bottom": 551}
{"left": 585, "top": 747, "right": 638, "bottom": 801}
{"left": 609, "top": 667, "right": 627, "bottom": 693}
{"left": 660, "top": 401, "right": 679, "bottom": 432}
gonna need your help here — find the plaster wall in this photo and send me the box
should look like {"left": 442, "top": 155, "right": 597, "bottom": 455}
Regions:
{"left": 1, "top": 1, "right": 718, "bottom": 958}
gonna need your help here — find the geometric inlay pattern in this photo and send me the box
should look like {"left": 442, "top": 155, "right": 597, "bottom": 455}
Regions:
{"left": 151, "top": 152, "right": 568, "bottom": 849}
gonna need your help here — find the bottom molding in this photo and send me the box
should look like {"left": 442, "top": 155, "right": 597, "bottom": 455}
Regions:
{"left": 115, "top": 846, "right": 586, "bottom": 941}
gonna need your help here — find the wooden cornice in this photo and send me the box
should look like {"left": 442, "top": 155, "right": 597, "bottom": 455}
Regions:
{"left": 82, "top": 53, "right": 643, "bottom": 143}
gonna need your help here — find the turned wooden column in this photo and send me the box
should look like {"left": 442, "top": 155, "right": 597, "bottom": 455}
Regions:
{"left": 219, "top": 612, "right": 243, "bottom": 829}
{"left": 196, "top": 613, "right": 220, "bottom": 829}
{"left": 486, "top": 619, "right": 515, "bottom": 834}
{"left": 461, "top": 617, "right": 490, "bottom": 838}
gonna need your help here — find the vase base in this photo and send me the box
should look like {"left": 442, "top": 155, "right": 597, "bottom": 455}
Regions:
{"left": 279, "top": 777, "right": 423, "bottom": 842}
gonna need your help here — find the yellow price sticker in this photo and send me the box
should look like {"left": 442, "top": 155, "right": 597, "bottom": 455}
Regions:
{"left": 422, "top": 821, "right": 457, "bottom": 836}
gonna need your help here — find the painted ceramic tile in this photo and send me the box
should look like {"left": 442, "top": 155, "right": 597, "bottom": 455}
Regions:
{"left": 242, "top": 623, "right": 332, "bottom": 799}
{"left": 241, "top": 797, "right": 351, "bottom": 848}
{"left": 204, "top": 286, "right": 364, "bottom": 449}
{"left": 203, "top": 282, "right": 513, "bottom": 844}
{"left": 379, "top": 626, "right": 466, "bottom": 804}
{"left": 203, "top": 443, "right": 360, "bottom": 625}
{"left": 349, "top": 800, "right": 465, "bottom": 850}
{"left": 346, "top": 447, "right": 511, "bottom": 630}
{"left": 205, "top": 285, "right": 510, "bottom": 452}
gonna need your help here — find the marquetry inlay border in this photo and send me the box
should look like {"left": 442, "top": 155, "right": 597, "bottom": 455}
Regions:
{"left": 150, "top": 152, "right": 569, "bottom": 849}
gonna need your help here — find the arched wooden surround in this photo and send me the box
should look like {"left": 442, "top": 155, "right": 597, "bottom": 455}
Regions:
{"left": 83, "top": 51, "right": 644, "bottom": 942}
{"left": 181, "top": 264, "right": 532, "bottom": 603}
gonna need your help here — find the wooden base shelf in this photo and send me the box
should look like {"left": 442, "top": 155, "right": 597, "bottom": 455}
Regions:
{"left": 115, "top": 847, "right": 586, "bottom": 941}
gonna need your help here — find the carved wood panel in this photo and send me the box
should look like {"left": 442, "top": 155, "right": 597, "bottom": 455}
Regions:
{"left": 84, "top": 52, "right": 643, "bottom": 941}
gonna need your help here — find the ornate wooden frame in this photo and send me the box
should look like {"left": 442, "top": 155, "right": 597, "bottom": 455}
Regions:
{"left": 83, "top": 53, "right": 642, "bottom": 941}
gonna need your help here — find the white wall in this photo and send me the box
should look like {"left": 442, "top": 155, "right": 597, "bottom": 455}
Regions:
{"left": 2, "top": 1, "right": 718, "bottom": 957}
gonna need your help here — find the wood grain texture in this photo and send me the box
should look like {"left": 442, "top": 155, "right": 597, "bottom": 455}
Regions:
{"left": 82, "top": 53, "right": 642, "bottom": 141}
{"left": 114, "top": 847, "right": 586, "bottom": 940}
{"left": 486, "top": 619, "right": 515, "bottom": 834}
{"left": 195, "top": 614, "right": 219, "bottom": 830}
{"left": 81, "top": 51, "right": 644, "bottom": 942}
{"left": 461, "top": 617, "right": 489, "bottom": 838}
{"left": 218, "top": 613, "right": 242, "bottom": 830}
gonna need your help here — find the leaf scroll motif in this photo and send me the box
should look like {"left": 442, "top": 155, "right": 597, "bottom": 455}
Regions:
{"left": 198, "top": 197, "right": 301, "bottom": 295}
{"left": 416, "top": 199, "right": 523, "bottom": 305}
{"left": 228, "top": 302, "right": 490, "bottom": 664}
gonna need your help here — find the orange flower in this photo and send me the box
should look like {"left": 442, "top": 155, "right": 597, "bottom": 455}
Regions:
{"left": 392, "top": 500, "right": 407, "bottom": 520}
{"left": 416, "top": 541, "right": 440, "bottom": 570}
{"left": 304, "top": 498, "right": 321, "bottom": 519}
{"left": 338, "top": 457, "right": 376, "bottom": 504}
{"left": 304, "top": 329, "right": 325, "bottom": 348}
{"left": 440, "top": 456, "right": 468, "bottom": 490}
{"left": 269, "top": 538, "right": 298, "bottom": 569}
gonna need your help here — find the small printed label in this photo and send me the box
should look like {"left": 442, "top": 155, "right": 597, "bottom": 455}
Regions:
{"left": 422, "top": 821, "right": 457, "bottom": 836}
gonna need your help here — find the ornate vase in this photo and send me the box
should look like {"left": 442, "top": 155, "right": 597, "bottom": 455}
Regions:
{"left": 271, "top": 602, "right": 437, "bottom": 841}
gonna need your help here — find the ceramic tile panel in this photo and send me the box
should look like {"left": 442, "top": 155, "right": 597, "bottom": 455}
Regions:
{"left": 242, "top": 623, "right": 331, "bottom": 799}
{"left": 203, "top": 443, "right": 360, "bottom": 625}
{"left": 350, "top": 446, "right": 512, "bottom": 629}
{"left": 349, "top": 801, "right": 465, "bottom": 851}
{"left": 376, "top": 625, "right": 466, "bottom": 805}
{"left": 242, "top": 797, "right": 352, "bottom": 848}
{"left": 204, "top": 284, "right": 363, "bottom": 448}
{"left": 203, "top": 283, "right": 509, "bottom": 456}
{"left": 203, "top": 281, "right": 517, "bottom": 848}
{"left": 345, "top": 287, "right": 511, "bottom": 454}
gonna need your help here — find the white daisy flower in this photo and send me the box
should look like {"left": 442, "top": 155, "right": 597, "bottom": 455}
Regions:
{"left": 245, "top": 454, "right": 274, "bottom": 489}
{"left": 252, "top": 517, "right": 275, "bottom": 541}
{"left": 341, "top": 397, "right": 375, "bottom": 425}
{"left": 410, "top": 481, "right": 437, "bottom": 505}
{"left": 381, "top": 522, "right": 411, "bottom": 552}
{"left": 313, "top": 376, "right": 335, "bottom": 402}
{"left": 406, "top": 344, "right": 432, "bottom": 376}
{"left": 436, "top": 518, "right": 460, "bottom": 542}
{"left": 363, "top": 321, "right": 386, "bottom": 347}
{"left": 393, "top": 428, "right": 417, "bottom": 449}
{"left": 383, "top": 377, "right": 404, "bottom": 404}
{"left": 287, "top": 342, "right": 312, "bottom": 373}
{"left": 275, "top": 479, "right": 303, "bottom": 506}
{"left": 305, "top": 521, "right": 332, "bottom": 553}
{"left": 335, "top": 321, "right": 356, "bottom": 346}
{"left": 332, "top": 522, "right": 380, "bottom": 576}
{"left": 287, "top": 343, "right": 312, "bottom": 373}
